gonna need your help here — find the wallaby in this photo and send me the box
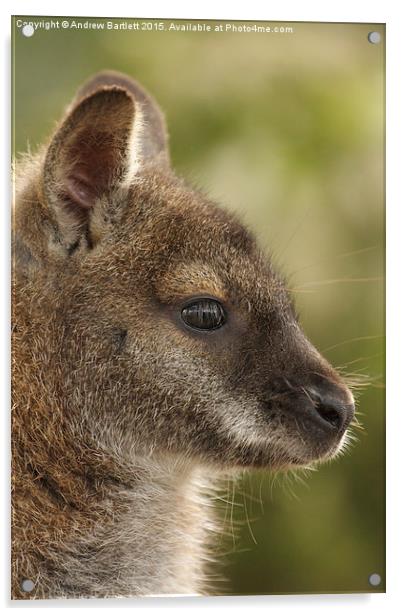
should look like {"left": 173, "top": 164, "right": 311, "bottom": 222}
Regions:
{"left": 12, "top": 71, "right": 355, "bottom": 599}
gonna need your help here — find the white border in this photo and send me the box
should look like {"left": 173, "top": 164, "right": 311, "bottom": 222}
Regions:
{"left": 2, "top": 1, "right": 401, "bottom": 615}
{"left": 1, "top": 1, "right": 393, "bottom": 22}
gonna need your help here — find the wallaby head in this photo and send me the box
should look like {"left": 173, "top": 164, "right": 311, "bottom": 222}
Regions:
{"left": 12, "top": 71, "right": 355, "bottom": 598}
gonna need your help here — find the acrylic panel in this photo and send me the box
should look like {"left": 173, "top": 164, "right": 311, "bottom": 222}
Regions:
{"left": 11, "top": 16, "right": 385, "bottom": 599}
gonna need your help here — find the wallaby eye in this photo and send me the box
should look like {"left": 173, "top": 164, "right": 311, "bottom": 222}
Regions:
{"left": 181, "top": 299, "right": 226, "bottom": 331}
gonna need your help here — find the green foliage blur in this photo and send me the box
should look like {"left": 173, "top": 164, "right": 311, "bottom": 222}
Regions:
{"left": 12, "top": 17, "right": 385, "bottom": 595}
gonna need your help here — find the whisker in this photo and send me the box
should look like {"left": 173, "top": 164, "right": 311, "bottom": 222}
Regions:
{"left": 241, "top": 487, "right": 258, "bottom": 545}
{"left": 289, "top": 245, "right": 379, "bottom": 276}
{"left": 275, "top": 205, "right": 314, "bottom": 260}
{"left": 230, "top": 479, "right": 236, "bottom": 549}
{"left": 322, "top": 335, "right": 383, "bottom": 353}
{"left": 333, "top": 353, "right": 383, "bottom": 367}
{"left": 286, "top": 288, "right": 317, "bottom": 294}
{"left": 294, "top": 277, "right": 383, "bottom": 288}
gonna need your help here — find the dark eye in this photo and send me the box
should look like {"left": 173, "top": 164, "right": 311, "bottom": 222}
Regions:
{"left": 181, "top": 299, "right": 226, "bottom": 331}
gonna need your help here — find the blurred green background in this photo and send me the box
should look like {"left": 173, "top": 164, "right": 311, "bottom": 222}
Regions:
{"left": 12, "top": 17, "right": 385, "bottom": 595}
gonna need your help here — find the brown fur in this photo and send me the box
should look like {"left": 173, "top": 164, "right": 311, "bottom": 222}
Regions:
{"left": 12, "top": 71, "right": 355, "bottom": 599}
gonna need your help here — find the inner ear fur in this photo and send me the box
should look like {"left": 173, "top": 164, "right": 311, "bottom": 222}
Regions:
{"left": 42, "top": 87, "right": 137, "bottom": 249}
{"left": 75, "top": 70, "right": 170, "bottom": 169}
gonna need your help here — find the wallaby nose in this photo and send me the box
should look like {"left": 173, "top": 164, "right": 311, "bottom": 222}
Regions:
{"left": 308, "top": 387, "right": 355, "bottom": 433}
{"left": 300, "top": 386, "right": 355, "bottom": 432}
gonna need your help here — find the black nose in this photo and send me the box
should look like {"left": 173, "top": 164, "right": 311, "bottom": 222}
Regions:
{"left": 308, "top": 388, "right": 355, "bottom": 432}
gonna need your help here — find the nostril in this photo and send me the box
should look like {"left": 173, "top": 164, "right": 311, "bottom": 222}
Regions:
{"left": 315, "top": 401, "right": 344, "bottom": 431}
{"left": 306, "top": 386, "right": 354, "bottom": 432}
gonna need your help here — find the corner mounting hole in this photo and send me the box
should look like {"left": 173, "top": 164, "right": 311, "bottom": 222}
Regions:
{"left": 21, "top": 578, "right": 35, "bottom": 593}
{"left": 22, "top": 24, "right": 35, "bottom": 38}
{"left": 368, "top": 573, "right": 381, "bottom": 587}
{"left": 368, "top": 31, "right": 381, "bottom": 44}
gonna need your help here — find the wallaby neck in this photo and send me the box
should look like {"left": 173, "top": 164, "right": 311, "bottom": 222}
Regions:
{"left": 15, "top": 445, "right": 218, "bottom": 598}
{"left": 12, "top": 291, "right": 220, "bottom": 598}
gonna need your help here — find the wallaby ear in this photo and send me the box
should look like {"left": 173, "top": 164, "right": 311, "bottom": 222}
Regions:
{"left": 42, "top": 72, "right": 169, "bottom": 251}
{"left": 75, "top": 71, "right": 169, "bottom": 169}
